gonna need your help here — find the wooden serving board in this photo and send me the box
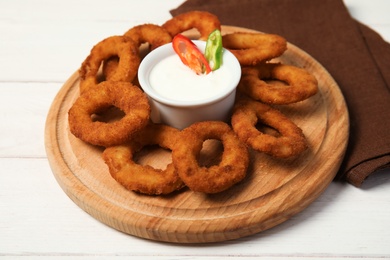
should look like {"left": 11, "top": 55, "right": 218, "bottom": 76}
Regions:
{"left": 45, "top": 26, "right": 349, "bottom": 243}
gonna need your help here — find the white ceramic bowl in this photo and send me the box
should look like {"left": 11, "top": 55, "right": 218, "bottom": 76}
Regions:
{"left": 138, "top": 40, "right": 241, "bottom": 130}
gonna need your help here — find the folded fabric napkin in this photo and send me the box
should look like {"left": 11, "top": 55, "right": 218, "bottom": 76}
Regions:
{"left": 170, "top": 0, "right": 390, "bottom": 187}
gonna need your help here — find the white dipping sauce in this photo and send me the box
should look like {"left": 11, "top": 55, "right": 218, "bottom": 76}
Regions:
{"left": 149, "top": 55, "right": 232, "bottom": 101}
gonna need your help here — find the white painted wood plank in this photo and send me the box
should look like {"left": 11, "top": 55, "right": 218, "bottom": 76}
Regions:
{"left": 1, "top": 159, "right": 389, "bottom": 258}
{"left": 0, "top": 83, "right": 60, "bottom": 158}
{"left": 344, "top": 0, "right": 390, "bottom": 41}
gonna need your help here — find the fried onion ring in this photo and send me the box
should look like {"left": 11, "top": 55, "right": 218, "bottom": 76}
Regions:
{"left": 103, "top": 24, "right": 172, "bottom": 81}
{"left": 68, "top": 81, "right": 150, "bottom": 147}
{"left": 172, "top": 121, "right": 249, "bottom": 194}
{"left": 79, "top": 35, "right": 140, "bottom": 94}
{"left": 238, "top": 63, "right": 318, "bottom": 104}
{"left": 222, "top": 32, "right": 287, "bottom": 66}
{"left": 102, "top": 124, "right": 185, "bottom": 195}
{"left": 162, "top": 11, "right": 221, "bottom": 40}
{"left": 124, "top": 23, "right": 173, "bottom": 49}
{"left": 231, "top": 99, "right": 308, "bottom": 158}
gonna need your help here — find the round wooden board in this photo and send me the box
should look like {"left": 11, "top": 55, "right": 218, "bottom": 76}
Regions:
{"left": 45, "top": 26, "right": 349, "bottom": 243}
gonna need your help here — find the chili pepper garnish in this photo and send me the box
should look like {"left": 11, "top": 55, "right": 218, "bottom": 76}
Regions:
{"left": 205, "top": 29, "right": 223, "bottom": 71}
{"left": 172, "top": 34, "right": 211, "bottom": 75}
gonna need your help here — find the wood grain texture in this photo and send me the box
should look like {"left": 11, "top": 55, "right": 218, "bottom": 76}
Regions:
{"left": 44, "top": 26, "right": 349, "bottom": 243}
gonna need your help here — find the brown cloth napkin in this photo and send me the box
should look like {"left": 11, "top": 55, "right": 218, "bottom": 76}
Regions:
{"left": 170, "top": 0, "right": 390, "bottom": 187}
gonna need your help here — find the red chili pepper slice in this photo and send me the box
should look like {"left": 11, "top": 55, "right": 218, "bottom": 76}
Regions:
{"left": 172, "top": 34, "right": 211, "bottom": 75}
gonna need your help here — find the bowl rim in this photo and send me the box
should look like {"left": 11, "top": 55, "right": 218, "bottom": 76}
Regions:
{"left": 138, "top": 40, "right": 241, "bottom": 107}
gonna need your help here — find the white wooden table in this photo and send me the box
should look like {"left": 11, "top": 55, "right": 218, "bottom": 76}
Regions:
{"left": 1, "top": 0, "right": 389, "bottom": 258}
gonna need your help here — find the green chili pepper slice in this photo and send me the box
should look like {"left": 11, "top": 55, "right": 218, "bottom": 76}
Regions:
{"left": 205, "top": 29, "right": 223, "bottom": 71}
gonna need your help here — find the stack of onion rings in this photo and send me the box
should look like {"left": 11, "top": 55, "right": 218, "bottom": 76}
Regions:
{"left": 238, "top": 63, "right": 318, "bottom": 104}
{"left": 103, "top": 124, "right": 185, "bottom": 195}
{"left": 172, "top": 121, "right": 249, "bottom": 193}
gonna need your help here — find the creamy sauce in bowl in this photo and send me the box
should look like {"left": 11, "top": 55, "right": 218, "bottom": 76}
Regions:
{"left": 149, "top": 55, "right": 232, "bottom": 102}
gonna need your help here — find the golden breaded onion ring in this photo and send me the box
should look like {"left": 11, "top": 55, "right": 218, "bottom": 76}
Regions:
{"left": 68, "top": 81, "right": 150, "bottom": 147}
{"left": 102, "top": 124, "right": 185, "bottom": 195}
{"left": 103, "top": 24, "right": 172, "bottom": 81}
{"left": 172, "top": 121, "right": 249, "bottom": 194}
{"left": 124, "top": 23, "right": 173, "bottom": 49}
{"left": 231, "top": 99, "right": 308, "bottom": 158}
{"left": 79, "top": 35, "right": 140, "bottom": 94}
{"left": 238, "top": 63, "right": 318, "bottom": 104}
{"left": 162, "top": 11, "right": 221, "bottom": 40}
{"left": 222, "top": 32, "right": 287, "bottom": 66}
